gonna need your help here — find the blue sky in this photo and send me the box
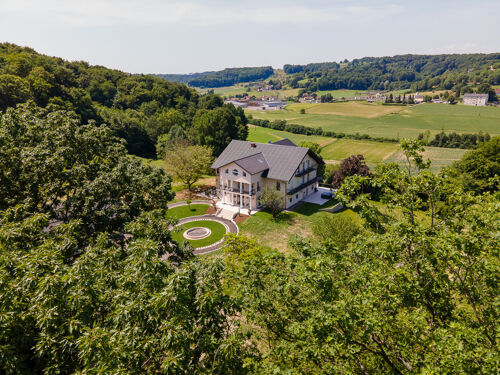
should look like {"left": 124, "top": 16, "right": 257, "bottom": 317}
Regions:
{"left": 0, "top": 0, "right": 498, "bottom": 74}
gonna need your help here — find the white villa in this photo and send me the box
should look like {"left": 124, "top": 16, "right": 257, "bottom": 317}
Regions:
{"left": 463, "top": 93, "right": 488, "bottom": 106}
{"left": 211, "top": 139, "right": 322, "bottom": 210}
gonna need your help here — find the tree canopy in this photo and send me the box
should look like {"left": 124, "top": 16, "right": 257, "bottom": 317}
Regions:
{"left": 0, "top": 43, "right": 247, "bottom": 158}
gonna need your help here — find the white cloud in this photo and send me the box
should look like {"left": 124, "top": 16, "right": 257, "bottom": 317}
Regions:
{"left": 1, "top": 0, "right": 404, "bottom": 27}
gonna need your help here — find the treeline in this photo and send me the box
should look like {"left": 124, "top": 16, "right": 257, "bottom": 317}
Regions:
{"left": 188, "top": 66, "right": 274, "bottom": 88}
{"left": 0, "top": 43, "right": 247, "bottom": 157}
{"left": 249, "top": 118, "right": 399, "bottom": 143}
{"left": 153, "top": 71, "right": 215, "bottom": 84}
{"left": 157, "top": 66, "right": 275, "bottom": 88}
{"left": 284, "top": 53, "right": 500, "bottom": 92}
{"left": 419, "top": 131, "right": 491, "bottom": 149}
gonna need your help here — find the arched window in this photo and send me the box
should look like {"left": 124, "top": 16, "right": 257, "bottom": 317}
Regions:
{"left": 232, "top": 169, "right": 238, "bottom": 176}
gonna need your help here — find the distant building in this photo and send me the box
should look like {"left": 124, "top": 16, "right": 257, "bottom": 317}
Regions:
{"left": 463, "top": 93, "right": 488, "bottom": 106}
{"left": 263, "top": 101, "right": 286, "bottom": 109}
{"left": 414, "top": 94, "right": 425, "bottom": 104}
{"left": 224, "top": 100, "right": 248, "bottom": 108}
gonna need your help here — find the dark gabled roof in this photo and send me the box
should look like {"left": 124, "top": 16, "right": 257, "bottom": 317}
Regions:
{"left": 233, "top": 153, "right": 269, "bottom": 174}
{"left": 212, "top": 140, "right": 320, "bottom": 181}
{"left": 273, "top": 138, "right": 297, "bottom": 147}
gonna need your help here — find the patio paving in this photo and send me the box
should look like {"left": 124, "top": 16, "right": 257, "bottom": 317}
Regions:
{"left": 302, "top": 187, "right": 335, "bottom": 205}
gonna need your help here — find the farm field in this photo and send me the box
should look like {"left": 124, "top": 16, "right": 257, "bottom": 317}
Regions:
{"left": 247, "top": 103, "right": 500, "bottom": 139}
{"left": 286, "top": 101, "right": 405, "bottom": 118}
{"left": 387, "top": 146, "right": 468, "bottom": 173}
{"left": 247, "top": 125, "right": 469, "bottom": 169}
{"left": 320, "top": 139, "right": 399, "bottom": 164}
{"left": 247, "top": 124, "right": 332, "bottom": 145}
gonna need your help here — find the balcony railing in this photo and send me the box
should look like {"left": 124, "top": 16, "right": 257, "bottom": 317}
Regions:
{"left": 221, "top": 186, "right": 255, "bottom": 195}
{"left": 287, "top": 177, "right": 320, "bottom": 195}
{"left": 295, "top": 166, "right": 316, "bottom": 177}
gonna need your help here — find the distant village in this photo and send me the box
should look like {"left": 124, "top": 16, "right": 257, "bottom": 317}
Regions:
{"left": 224, "top": 83, "right": 498, "bottom": 109}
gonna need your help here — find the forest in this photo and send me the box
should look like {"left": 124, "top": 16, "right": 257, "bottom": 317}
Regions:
{"left": 0, "top": 43, "right": 248, "bottom": 158}
{"left": 284, "top": 53, "right": 500, "bottom": 92}
{"left": 157, "top": 66, "right": 274, "bottom": 88}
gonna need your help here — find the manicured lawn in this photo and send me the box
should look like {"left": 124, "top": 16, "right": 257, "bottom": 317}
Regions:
{"left": 171, "top": 220, "right": 227, "bottom": 248}
{"left": 239, "top": 198, "right": 360, "bottom": 253}
{"left": 247, "top": 103, "right": 500, "bottom": 139}
{"left": 167, "top": 204, "right": 209, "bottom": 219}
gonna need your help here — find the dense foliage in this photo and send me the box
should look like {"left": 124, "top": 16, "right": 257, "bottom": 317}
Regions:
{"left": 161, "top": 66, "right": 274, "bottom": 88}
{"left": 0, "top": 103, "right": 255, "bottom": 374}
{"left": 223, "top": 141, "right": 499, "bottom": 373}
{"left": 445, "top": 136, "right": 500, "bottom": 194}
{"left": 419, "top": 130, "right": 491, "bottom": 149}
{"left": 0, "top": 43, "right": 247, "bottom": 157}
{"left": 331, "top": 154, "right": 371, "bottom": 188}
{"left": 285, "top": 54, "right": 500, "bottom": 92}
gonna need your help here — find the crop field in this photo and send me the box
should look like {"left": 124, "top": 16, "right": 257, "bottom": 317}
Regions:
{"left": 247, "top": 125, "right": 470, "bottom": 170}
{"left": 247, "top": 103, "right": 500, "bottom": 139}
{"left": 247, "top": 124, "right": 332, "bottom": 145}
{"left": 287, "top": 102, "right": 405, "bottom": 118}
{"left": 387, "top": 146, "right": 468, "bottom": 173}
{"left": 320, "top": 139, "right": 400, "bottom": 164}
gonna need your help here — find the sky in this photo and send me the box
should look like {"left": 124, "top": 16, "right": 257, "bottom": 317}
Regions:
{"left": 0, "top": 0, "right": 499, "bottom": 74}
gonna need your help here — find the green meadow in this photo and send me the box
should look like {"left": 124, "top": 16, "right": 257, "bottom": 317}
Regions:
{"left": 247, "top": 102, "right": 500, "bottom": 139}
{"left": 247, "top": 124, "right": 469, "bottom": 170}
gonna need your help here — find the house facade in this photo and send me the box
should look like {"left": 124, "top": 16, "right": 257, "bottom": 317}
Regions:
{"left": 463, "top": 93, "right": 488, "bottom": 106}
{"left": 211, "top": 139, "right": 322, "bottom": 210}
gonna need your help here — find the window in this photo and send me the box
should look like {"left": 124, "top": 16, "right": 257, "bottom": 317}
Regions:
{"left": 289, "top": 198, "right": 292, "bottom": 203}
{"left": 257, "top": 181, "right": 260, "bottom": 192}
{"left": 276, "top": 182, "right": 280, "bottom": 191}
{"left": 243, "top": 171, "right": 247, "bottom": 177}
{"left": 296, "top": 194, "right": 298, "bottom": 199}
{"left": 307, "top": 160, "right": 310, "bottom": 168}
{"left": 225, "top": 169, "right": 228, "bottom": 174}
{"left": 232, "top": 169, "right": 238, "bottom": 176}
{"left": 302, "top": 175, "right": 305, "bottom": 184}
{"left": 216, "top": 168, "right": 219, "bottom": 175}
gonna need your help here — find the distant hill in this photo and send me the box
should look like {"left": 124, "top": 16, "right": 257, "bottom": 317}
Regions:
{"left": 154, "top": 71, "right": 215, "bottom": 85}
{"left": 156, "top": 66, "right": 274, "bottom": 88}
{"left": 283, "top": 54, "right": 500, "bottom": 92}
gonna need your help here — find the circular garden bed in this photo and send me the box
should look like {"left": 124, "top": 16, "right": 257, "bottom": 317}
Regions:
{"left": 171, "top": 220, "right": 227, "bottom": 249}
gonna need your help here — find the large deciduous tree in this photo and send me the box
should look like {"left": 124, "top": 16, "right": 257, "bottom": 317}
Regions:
{"left": 193, "top": 106, "right": 247, "bottom": 155}
{"left": 331, "top": 154, "right": 371, "bottom": 188}
{"left": 163, "top": 140, "right": 214, "bottom": 193}
{"left": 0, "top": 102, "right": 173, "bottom": 235}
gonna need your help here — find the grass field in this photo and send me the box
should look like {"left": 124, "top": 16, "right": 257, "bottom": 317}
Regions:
{"left": 387, "top": 146, "right": 468, "bottom": 173}
{"left": 171, "top": 220, "right": 226, "bottom": 248}
{"left": 247, "top": 124, "right": 332, "bottom": 145}
{"left": 247, "top": 103, "right": 500, "bottom": 139}
{"left": 166, "top": 204, "right": 209, "bottom": 219}
{"left": 239, "top": 199, "right": 360, "bottom": 253}
{"left": 287, "top": 102, "right": 405, "bottom": 118}
{"left": 247, "top": 125, "right": 469, "bottom": 169}
{"left": 321, "top": 139, "right": 399, "bottom": 164}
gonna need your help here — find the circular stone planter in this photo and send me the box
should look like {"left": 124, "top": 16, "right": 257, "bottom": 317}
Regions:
{"left": 183, "top": 227, "right": 212, "bottom": 240}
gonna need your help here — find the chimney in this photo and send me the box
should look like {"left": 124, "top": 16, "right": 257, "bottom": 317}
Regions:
{"left": 250, "top": 143, "right": 256, "bottom": 148}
